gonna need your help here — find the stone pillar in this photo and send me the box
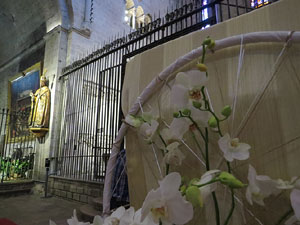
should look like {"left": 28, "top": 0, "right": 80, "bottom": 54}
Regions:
{"left": 33, "top": 26, "right": 68, "bottom": 181}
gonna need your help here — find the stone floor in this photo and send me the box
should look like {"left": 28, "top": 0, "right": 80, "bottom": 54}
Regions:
{"left": 0, "top": 194, "right": 85, "bottom": 225}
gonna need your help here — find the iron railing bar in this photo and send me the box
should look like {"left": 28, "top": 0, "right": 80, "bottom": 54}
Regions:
{"left": 70, "top": 68, "right": 82, "bottom": 178}
{"left": 60, "top": 2, "right": 219, "bottom": 78}
{"left": 76, "top": 66, "right": 88, "bottom": 179}
{"left": 87, "top": 60, "right": 97, "bottom": 180}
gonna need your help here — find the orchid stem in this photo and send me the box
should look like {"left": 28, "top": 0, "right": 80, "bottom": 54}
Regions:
{"left": 212, "top": 192, "right": 220, "bottom": 225}
{"left": 223, "top": 188, "right": 235, "bottom": 225}
{"left": 205, "top": 128, "right": 210, "bottom": 170}
{"left": 223, "top": 162, "right": 235, "bottom": 225}
{"left": 200, "top": 87, "right": 223, "bottom": 137}
{"left": 204, "top": 126, "right": 220, "bottom": 225}
{"left": 201, "top": 44, "right": 206, "bottom": 63}
{"left": 166, "top": 163, "right": 170, "bottom": 175}
{"left": 200, "top": 41, "right": 220, "bottom": 225}
{"left": 195, "top": 178, "right": 219, "bottom": 188}
{"left": 275, "top": 207, "right": 293, "bottom": 225}
{"left": 157, "top": 132, "right": 169, "bottom": 175}
{"left": 187, "top": 116, "right": 206, "bottom": 141}
{"left": 158, "top": 132, "right": 167, "bottom": 148}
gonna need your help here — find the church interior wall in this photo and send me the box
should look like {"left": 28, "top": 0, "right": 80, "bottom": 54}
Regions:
{"left": 0, "top": 0, "right": 269, "bottom": 191}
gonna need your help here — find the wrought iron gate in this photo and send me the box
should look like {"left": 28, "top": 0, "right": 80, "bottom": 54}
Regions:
{"left": 57, "top": 0, "right": 277, "bottom": 182}
{"left": 0, "top": 109, "right": 36, "bottom": 183}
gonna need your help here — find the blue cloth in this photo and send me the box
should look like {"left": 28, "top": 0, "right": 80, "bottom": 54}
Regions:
{"left": 111, "top": 149, "right": 129, "bottom": 203}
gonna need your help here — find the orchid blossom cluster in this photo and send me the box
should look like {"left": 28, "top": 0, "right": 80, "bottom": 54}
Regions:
{"left": 51, "top": 38, "right": 300, "bottom": 225}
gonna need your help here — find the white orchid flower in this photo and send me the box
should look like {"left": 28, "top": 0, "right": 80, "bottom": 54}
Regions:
{"left": 290, "top": 189, "right": 300, "bottom": 223}
{"left": 160, "top": 118, "right": 191, "bottom": 144}
{"left": 119, "top": 207, "right": 135, "bottom": 225}
{"left": 171, "top": 70, "right": 210, "bottom": 127}
{"left": 163, "top": 142, "right": 185, "bottom": 166}
{"left": 276, "top": 177, "right": 298, "bottom": 190}
{"left": 93, "top": 215, "right": 104, "bottom": 225}
{"left": 246, "top": 165, "right": 280, "bottom": 206}
{"left": 140, "top": 119, "right": 159, "bottom": 142}
{"left": 160, "top": 128, "right": 177, "bottom": 145}
{"left": 141, "top": 172, "right": 193, "bottom": 225}
{"left": 218, "top": 133, "right": 250, "bottom": 162}
{"left": 49, "top": 220, "right": 57, "bottom": 225}
{"left": 169, "top": 118, "right": 192, "bottom": 140}
{"left": 67, "top": 209, "right": 91, "bottom": 225}
{"left": 283, "top": 180, "right": 300, "bottom": 225}
{"left": 119, "top": 208, "right": 157, "bottom": 225}
{"left": 104, "top": 206, "right": 126, "bottom": 225}
{"left": 125, "top": 115, "right": 143, "bottom": 128}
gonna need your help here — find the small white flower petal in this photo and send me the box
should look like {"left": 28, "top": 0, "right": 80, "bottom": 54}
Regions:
{"left": 186, "top": 70, "right": 208, "bottom": 87}
{"left": 174, "top": 72, "right": 190, "bottom": 88}
{"left": 190, "top": 106, "right": 210, "bottom": 127}
{"left": 159, "top": 172, "right": 182, "bottom": 198}
{"left": 166, "top": 142, "right": 180, "bottom": 152}
{"left": 67, "top": 209, "right": 81, "bottom": 225}
{"left": 93, "top": 216, "right": 104, "bottom": 225}
{"left": 49, "top": 220, "right": 57, "bottom": 225}
{"left": 111, "top": 206, "right": 126, "bottom": 219}
{"left": 256, "top": 175, "right": 280, "bottom": 196}
{"left": 223, "top": 152, "right": 234, "bottom": 162}
{"left": 248, "top": 165, "right": 257, "bottom": 184}
{"left": 291, "top": 189, "right": 300, "bottom": 220}
{"left": 166, "top": 192, "right": 194, "bottom": 225}
{"left": 246, "top": 186, "right": 253, "bottom": 205}
{"left": 133, "top": 209, "right": 142, "bottom": 224}
{"left": 169, "top": 118, "right": 191, "bottom": 140}
{"left": 252, "top": 196, "right": 265, "bottom": 206}
{"left": 140, "top": 120, "right": 159, "bottom": 141}
{"left": 164, "top": 143, "right": 185, "bottom": 166}
{"left": 171, "top": 84, "right": 189, "bottom": 109}
{"left": 119, "top": 207, "right": 135, "bottom": 225}
{"left": 231, "top": 145, "right": 250, "bottom": 161}
{"left": 141, "top": 189, "right": 162, "bottom": 222}
{"left": 160, "top": 128, "right": 173, "bottom": 143}
{"left": 218, "top": 134, "right": 231, "bottom": 154}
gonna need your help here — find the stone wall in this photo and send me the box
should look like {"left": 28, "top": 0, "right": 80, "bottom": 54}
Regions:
{"left": 48, "top": 176, "right": 103, "bottom": 204}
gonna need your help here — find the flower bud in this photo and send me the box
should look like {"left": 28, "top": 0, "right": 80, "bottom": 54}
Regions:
{"left": 208, "top": 116, "right": 217, "bottom": 128}
{"left": 221, "top": 105, "right": 232, "bottom": 117}
{"left": 186, "top": 186, "right": 203, "bottom": 207}
{"left": 218, "top": 171, "right": 246, "bottom": 189}
{"left": 208, "top": 40, "right": 215, "bottom": 49}
{"left": 203, "top": 37, "right": 212, "bottom": 46}
{"left": 189, "top": 178, "right": 200, "bottom": 186}
{"left": 181, "top": 108, "right": 191, "bottom": 116}
{"left": 142, "top": 113, "right": 152, "bottom": 123}
{"left": 173, "top": 112, "right": 180, "bottom": 118}
{"left": 196, "top": 63, "right": 208, "bottom": 72}
{"left": 180, "top": 185, "right": 187, "bottom": 195}
{"left": 125, "top": 115, "right": 143, "bottom": 128}
{"left": 192, "top": 101, "right": 202, "bottom": 109}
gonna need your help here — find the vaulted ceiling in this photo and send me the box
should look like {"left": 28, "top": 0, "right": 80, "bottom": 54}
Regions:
{"left": 0, "top": 0, "right": 61, "bottom": 67}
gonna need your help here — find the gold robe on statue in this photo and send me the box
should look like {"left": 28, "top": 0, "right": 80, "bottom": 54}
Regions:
{"left": 28, "top": 86, "right": 50, "bottom": 128}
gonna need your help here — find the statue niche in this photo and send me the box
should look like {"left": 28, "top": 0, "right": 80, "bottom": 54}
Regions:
{"left": 28, "top": 73, "right": 50, "bottom": 137}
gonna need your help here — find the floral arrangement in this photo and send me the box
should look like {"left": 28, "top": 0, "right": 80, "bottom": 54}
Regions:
{"left": 0, "top": 155, "right": 33, "bottom": 181}
{"left": 51, "top": 38, "right": 300, "bottom": 225}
